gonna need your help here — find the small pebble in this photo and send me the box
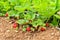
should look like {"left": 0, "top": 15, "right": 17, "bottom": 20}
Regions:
{"left": 15, "top": 30, "right": 18, "bottom": 33}
{"left": 59, "top": 38, "right": 60, "bottom": 40}
{"left": 6, "top": 30, "right": 10, "bottom": 32}
{"left": 9, "top": 21, "right": 11, "bottom": 23}
{"left": 51, "top": 33, "right": 54, "bottom": 35}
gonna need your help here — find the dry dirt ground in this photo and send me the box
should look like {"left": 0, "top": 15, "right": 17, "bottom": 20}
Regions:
{"left": 0, "top": 17, "right": 60, "bottom": 40}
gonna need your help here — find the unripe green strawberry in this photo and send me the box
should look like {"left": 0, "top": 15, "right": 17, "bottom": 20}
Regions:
{"left": 31, "top": 27, "right": 35, "bottom": 32}
{"left": 22, "top": 27, "right": 26, "bottom": 32}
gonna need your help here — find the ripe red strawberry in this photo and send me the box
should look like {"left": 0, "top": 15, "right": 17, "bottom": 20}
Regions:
{"left": 40, "top": 27, "right": 46, "bottom": 31}
{"left": 26, "top": 27, "right": 31, "bottom": 32}
{"left": 46, "top": 23, "right": 49, "bottom": 27}
{"left": 13, "top": 23, "right": 18, "bottom": 28}
{"left": 5, "top": 13, "right": 8, "bottom": 17}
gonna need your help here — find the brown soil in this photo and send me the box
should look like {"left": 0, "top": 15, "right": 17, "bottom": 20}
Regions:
{"left": 0, "top": 17, "right": 60, "bottom": 40}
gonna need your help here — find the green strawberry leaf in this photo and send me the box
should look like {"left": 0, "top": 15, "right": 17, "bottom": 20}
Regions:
{"left": 54, "top": 14, "right": 60, "bottom": 19}
{"left": 16, "top": 19, "right": 29, "bottom": 24}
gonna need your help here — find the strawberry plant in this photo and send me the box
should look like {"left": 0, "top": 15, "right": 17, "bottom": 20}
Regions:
{"left": 0, "top": 0, "right": 60, "bottom": 32}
